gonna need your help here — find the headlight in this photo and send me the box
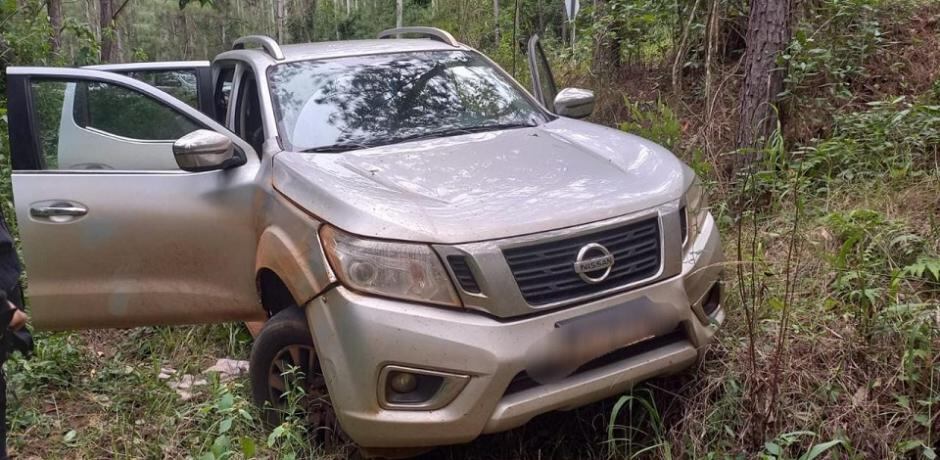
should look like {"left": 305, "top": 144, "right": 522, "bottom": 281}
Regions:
{"left": 682, "top": 178, "right": 708, "bottom": 248}
{"left": 319, "top": 225, "right": 461, "bottom": 307}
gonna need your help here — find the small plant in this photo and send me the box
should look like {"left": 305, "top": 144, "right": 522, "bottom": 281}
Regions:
{"left": 930, "top": 78, "right": 940, "bottom": 103}
{"left": 606, "top": 387, "right": 672, "bottom": 459}
{"left": 618, "top": 98, "right": 682, "bottom": 152}
{"left": 822, "top": 209, "right": 934, "bottom": 336}
{"left": 761, "top": 431, "right": 845, "bottom": 460}
{"left": 264, "top": 365, "right": 314, "bottom": 459}
{"left": 5, "top": 332, "right": 85, "bottom": 391}
{"left": 194, "top": 381, "right": 262, "bottom": 460}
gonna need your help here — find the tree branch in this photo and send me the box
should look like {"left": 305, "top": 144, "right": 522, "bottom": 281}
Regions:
{"left": 111, "top": 0, "right": 131, "bottom": 22}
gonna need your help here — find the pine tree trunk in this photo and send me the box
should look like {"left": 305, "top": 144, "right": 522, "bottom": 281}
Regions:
{"left": 99, "top": 0, "right": 115, "bottom": 62}
{"left": 735, "top": 0, "right": 792, "bottom": 161}
{"left": 47, "top": 0, "right": 63, "bottom": 52}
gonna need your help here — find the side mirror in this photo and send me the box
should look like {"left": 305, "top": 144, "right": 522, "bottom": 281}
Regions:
{"left": 553, "top": 88, "right": 595, "bottom": 119}
{"left": 172, "top": 129, "right": 242, "bottom": 172}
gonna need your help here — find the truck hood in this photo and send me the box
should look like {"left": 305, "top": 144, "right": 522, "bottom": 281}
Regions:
{"left": 273, "top": 117, "right": 692, "bottom": 244}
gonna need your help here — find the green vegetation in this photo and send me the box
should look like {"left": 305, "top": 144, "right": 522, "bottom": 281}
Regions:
{"left": 1, "top": 0, "right": 939, "bottom": 458}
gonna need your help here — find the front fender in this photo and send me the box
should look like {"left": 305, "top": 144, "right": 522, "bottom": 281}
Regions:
{"left": 255, "top": 222, "right": 334, "bottom": 307}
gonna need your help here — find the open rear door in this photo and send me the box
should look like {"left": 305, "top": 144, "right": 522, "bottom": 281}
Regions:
{"left": 526, "top": 35, "right": 559, "bottom": 111}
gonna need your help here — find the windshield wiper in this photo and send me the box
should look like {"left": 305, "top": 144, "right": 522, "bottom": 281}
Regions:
{"left": 380, "top": 122, "right": 538, "bottom": 146}
{"left": 301, "top": 142, "right": 370, "bottom": 153}
{"left": 300, "top": 122, "right": 538, "bottom": 153}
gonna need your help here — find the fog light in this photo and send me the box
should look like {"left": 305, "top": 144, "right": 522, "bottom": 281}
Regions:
{"left": 378, "top": 365, "right": 470, "bottom": 410}
{"left": 388, "top": 371, "right": 418, "bottom": 394}
{"left": 702, "top": 282, "right": 721, "bottom": 316}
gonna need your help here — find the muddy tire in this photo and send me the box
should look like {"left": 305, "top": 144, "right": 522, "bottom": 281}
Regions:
{"left": 249, "top": 307, "right": 346, "bottom": 449}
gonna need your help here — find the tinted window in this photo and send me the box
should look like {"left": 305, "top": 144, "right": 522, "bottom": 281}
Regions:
{"left": 30, "top": 80, "right": 68, "bottom": 169}
{"left": 214, "top": 66, "right": 236, "bottom": 124}
{"left": 268, "top": 51, "right": 547, "bottom": 152}
{"left": 235, "top": 71, "right": 264, "bottom": 153}
{"left": 123, "top": 69, "right": 199, "bottom": 108}
{"left": 73, "top": 81, "right": 200, "bottom": 140}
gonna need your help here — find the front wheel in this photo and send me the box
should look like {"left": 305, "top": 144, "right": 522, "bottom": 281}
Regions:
{"left": 249, "top": 307, "right": 346, "bottom": 449}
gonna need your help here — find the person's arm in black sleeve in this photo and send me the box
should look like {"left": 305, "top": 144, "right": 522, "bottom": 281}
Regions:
{"left": 0, "top": 211, "right": 21, "bottom": 306}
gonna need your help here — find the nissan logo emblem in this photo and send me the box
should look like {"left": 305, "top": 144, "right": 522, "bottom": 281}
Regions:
{"left": 573, "top": 243, "right": 615, "bottom": 284}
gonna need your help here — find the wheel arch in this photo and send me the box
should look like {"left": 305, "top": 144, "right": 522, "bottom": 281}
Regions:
{"left": 254, "top": 225, "right": 333, "bottom": 316}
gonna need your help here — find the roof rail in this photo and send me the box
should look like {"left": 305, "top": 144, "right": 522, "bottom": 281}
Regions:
{"left": 376, "top": 27, "right": 459, "bottom": 47}
{"left": 232, "top": 35, "right": 285, "bottom": 60}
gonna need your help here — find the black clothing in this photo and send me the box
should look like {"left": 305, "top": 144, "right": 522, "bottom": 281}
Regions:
{"left": 0, "top": 289, "right": 11, "bottom": 460}
{"left": 0, "top": 209, "right": 29, "bottom": 460}
{"left": 0, "top": 213, "right": 20, "bottom": 301}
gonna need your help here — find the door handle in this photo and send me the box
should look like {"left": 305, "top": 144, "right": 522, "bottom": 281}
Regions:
{"left": 30, "top": 204, "right": 88, "bottom": 218}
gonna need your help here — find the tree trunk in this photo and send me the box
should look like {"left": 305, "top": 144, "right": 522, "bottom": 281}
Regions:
{"left": 115, "top": 17, "right": 124, "bottom": 60}
{"left": 492, "top": 0, "right": 499, "bottom": 43}
{"left": 309, "top": 0, "right": 317, "bottom": 42}
{"left": 234, "top": 0, "right": 243, "bottom": 39}
{"left": 333, "top": 0, "right": 340, "bottom": 39}
{"left": 396, "top": 0, "right": 402, "bottom": 28}
{"left": 536, "top": 0, "right": 543, "bottom": 34}
{"left": 275, "top": 0, "right": 286, "bottom": 42}
{"left": 180, "top": 10, "right": 191, "bottom": 58}
{"left": 99, "top": 0, "right": 115, "bottom": 62}
{"left": 99, "top": 0, "right": 131, "bottom": 62}
{"left": 47, "top": 0, "right": 63, "bottom": 52}
{"left": 735, "top": 0, "right": 792, "bottom": 160}
{"left": 671, "top": 0, "right": 701, "bottom": 93}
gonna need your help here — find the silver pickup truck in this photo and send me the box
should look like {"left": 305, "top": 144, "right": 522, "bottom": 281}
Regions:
{"left": 4, "top": 27, "right": 724, "bottom": 457}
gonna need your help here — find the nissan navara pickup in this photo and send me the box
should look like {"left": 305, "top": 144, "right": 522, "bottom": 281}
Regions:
{"left": 4, "top": 27, "right": 724, "bottom": 456}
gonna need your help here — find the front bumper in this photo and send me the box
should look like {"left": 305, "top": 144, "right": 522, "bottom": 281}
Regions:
{"left": 304, "top": 214, "right": 724, "bottom": 449}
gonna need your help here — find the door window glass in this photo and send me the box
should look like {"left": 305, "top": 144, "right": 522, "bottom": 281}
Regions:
{"left": 122, "top": 69, "right": 199, "bottom": 108}
{"left": 533, "top": 43, "right": 557, "bottom": 108}
{"left": 30, "top": 80, "right": 68, "bottom": 170}
{"left": 235, "top": 71, "right": 264, "bottom": 153}
{"left": 72, "top": 81, "right": 199, "bottom": 140}
{"left": 214, "top": 66, "right": 236, "bottom": 124}
{"left": 30, "top": 78, "right": 200, "bottom": 171}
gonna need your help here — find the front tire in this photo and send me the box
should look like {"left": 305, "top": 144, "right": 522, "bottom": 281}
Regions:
{"left": 249, "top": 307, "right": 345, "bottom": 448}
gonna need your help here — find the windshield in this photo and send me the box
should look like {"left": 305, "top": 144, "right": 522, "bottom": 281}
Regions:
{"left": 268, "top": 50, "right": 548, "bottom": 152}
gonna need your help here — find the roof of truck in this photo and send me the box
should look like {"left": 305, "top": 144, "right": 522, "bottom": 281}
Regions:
{"left": 215, "top": 38, "right": 470, "bottom": 67}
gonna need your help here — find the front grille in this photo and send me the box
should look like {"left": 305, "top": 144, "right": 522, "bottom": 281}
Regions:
{"left": 503, "top": 217, "right": 662, "bottom": 306}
